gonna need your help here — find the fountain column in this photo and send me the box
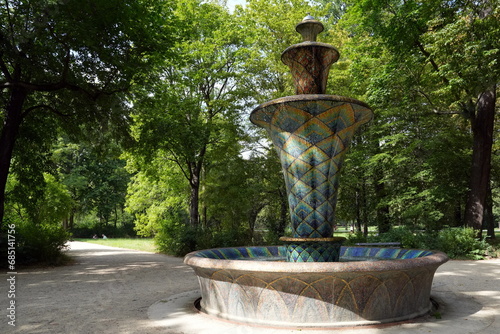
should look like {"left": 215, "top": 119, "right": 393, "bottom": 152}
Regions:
{"left": 250, "top": 16, "right": 373, "bottom": 262}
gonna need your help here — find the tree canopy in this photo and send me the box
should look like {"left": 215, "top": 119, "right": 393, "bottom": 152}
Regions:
{"left": 0, "top": 0, "right": 177, "bottom": 226}
{"left": 2, "top": 0, "right": 499, "bottom": 262}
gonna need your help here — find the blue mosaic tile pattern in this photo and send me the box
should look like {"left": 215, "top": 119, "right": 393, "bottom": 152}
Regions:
{"left": 193, "top": 246, "right": 433, "bottom": 261}
{"left": 285, "top": 241, "right": 342, "bottom": 262}
{"left": 195, "top": 246, "right": 285, "bottom": 260}
{"left": 250, "top": 98, "right": 372, "bottom": 239}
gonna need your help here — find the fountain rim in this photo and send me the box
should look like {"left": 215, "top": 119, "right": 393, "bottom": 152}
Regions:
{"left": 249, "top": 94, "right": 372, "bottom": 125}
{"left": 184, "top": 245, "right": 449, "bottom": 273}
{"left": 281, "top": 41, "right": 340, "bottom": 62}
{"left": 279, "top": 236, "right": 346, "bottom": 242}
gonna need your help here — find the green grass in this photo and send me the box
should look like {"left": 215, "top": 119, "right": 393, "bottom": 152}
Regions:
{"left": 75, "top": 238, "right": 157, "bottom": 253}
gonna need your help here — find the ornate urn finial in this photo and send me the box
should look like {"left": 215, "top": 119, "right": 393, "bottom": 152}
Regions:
{"left": 296, "top": 14, "right": 324, "bottom": 42}
{"left": 281, "top": 16, "right": 339, "bottom": 95}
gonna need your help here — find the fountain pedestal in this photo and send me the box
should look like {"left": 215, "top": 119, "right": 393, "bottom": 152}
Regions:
{"left": 280, "top": 237, "right": 345, "bottom": 262}
{"left": 250, "top": 16, "right": 372, "bottom": 262}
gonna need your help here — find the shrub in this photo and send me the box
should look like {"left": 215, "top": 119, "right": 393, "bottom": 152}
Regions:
{"left": 437, "top": 227, "right": 489, "bottom": 259}
{"left": 372, "top": 226, "right": 420, "bottom": 248}
{"left": 369, "top": 226, "right": 489, "bottom": 259}
{"left": 200, "top": 227, "right": 250, "bottom": 250}
{"left": 155, "top": 222, "right": 199, "bottom": 256}
{"left": 3, "top": 218, "right": 70, "bottom": 266}
{"left": 344, "top": 231, "right": 367, "bottom": 245}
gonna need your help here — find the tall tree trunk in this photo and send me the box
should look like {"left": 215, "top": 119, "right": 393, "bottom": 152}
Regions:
{"left": 202, "top": 204, "right": 207, "bottom": 228}
{"left": 465, "top": 87, "right": 496, "bottom": 238}
{"left": 374, "top": 175, "right": 390, "bottom": 233}
{"left": 484, "top": 184, "right": 495, "bottom": 239}
{"left": 355, "top": 189, "right": 362, "bottom": 232}
{"left": 69, "top": 209, "right": 75, "bottom": 229}
{"left": 362, "top": 181, "right": 369, "bottom": 237}
{"left": 454, "top": 201, "right": 462, "bottom": 227}
{"left": 0, "top": 87, "right": 28, "bottom": 228}
{"left": 189, "top": 174, "right": 200, "bottom": 227}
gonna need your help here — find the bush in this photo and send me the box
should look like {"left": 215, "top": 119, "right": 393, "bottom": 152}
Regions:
{"left": 155, "top": 221, "right": 252, "bottom": 257}
{"left": 155, "top": 222, "right": 199, "bottom": 256}
{"left": 344, "top": 231, "right": 367, "bottom": 245}
{"left": 437, "top": 228, "right": 489, "bottom": 259}
{"left": 69, "top": 211, "right": 137, "bottom": 238}
{"left": 370, "top": 226, "right": 489, "bottom": 259}
{"left": 200, "top": 227, "right": 250, "bottom": 249}
{"left": 1, "top": 217, "right": 70, "bottom": 267}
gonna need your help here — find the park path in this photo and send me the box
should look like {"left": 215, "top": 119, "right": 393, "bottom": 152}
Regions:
{"left": 1, "top": 241, "right": 199, "bottom": 334}
{"left": 2, "top": 241, "right": 500, "bottom": 334}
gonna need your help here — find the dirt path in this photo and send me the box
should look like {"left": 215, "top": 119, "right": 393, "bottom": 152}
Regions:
{"left": 2, "top": 241, "right": 500, "bottom": 334}
{"left": 1, "top": 241, "right": 199, "bottom": 334}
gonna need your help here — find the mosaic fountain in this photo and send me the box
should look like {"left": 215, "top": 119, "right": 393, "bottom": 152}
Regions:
{"left": 184, "top": 16, "right": 448, "bottom": 328}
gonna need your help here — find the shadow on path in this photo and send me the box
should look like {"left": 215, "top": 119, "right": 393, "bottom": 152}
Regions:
{"left": 1, "top": 241, "right": 198, "bottom": 334}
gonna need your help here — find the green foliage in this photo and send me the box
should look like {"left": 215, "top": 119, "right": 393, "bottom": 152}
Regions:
{"left": 437, "top": 228, "right": 490, "bottom": 259}
{"left": 373, "top": 226, "right": 438, "bottom": 249}
{"left": 125, "top": 163, "right": 188, "bottom": 237}
{"left": 7, "top": 172, "right": 73, "bottom": 225}
{"left": 2, "top": 215, "right": 70, "bottom": 266}
{"left": 49, "top": 138, "right": 133, "bottom": 234}
{"left": 341, "top": 0, "right": 500, "bottom": 233}
{"left": 364, "top": 227, "right": 490, "bottom": 259}
{"left": 0, "top": 0, "right": 179, "bottom": 228}
{"left": 345, "top": 231, "right": 368, "bottom": 245}
{"left": 129, "top": 0, "right": 253, "bottom": 227}
{"left": 155, "top": 222, "right": 251, "bottom": 257}
{"left": 152, "top": 192, "right": 252, "bottom": 256}
{"left": 39, "top": 174, "right": 74, "bottom": 224}
{"left": 3, "top": 0, "right": 499, "bottom": 261}
{"left": 17, "top": 222, "right": 70, "bottom": 265}
{"left": 69, "top": 211, "right": 135, "bottom": 238}
{"left": 156, "top": 223, "right": 198, "bottom": 257}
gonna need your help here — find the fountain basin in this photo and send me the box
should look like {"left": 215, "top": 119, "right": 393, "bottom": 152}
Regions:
{"left": 184, "top": 246, "right": 448, "bottom": 328}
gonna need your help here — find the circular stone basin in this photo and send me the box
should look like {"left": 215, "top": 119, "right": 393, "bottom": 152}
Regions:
{"left": 184, "top": 246, "right": 448, "bottom": 328}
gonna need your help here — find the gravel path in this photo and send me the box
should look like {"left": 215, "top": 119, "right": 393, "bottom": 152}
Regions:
{"left": 2, "top": 241, "right": 500, "bottom": 334}
{"left": 1, "top": 241, "right": 199, "bottom": 334}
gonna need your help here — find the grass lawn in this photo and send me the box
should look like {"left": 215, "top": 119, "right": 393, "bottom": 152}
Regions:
{"left": 75, "top": 238, "right": 157, "bottom": 253}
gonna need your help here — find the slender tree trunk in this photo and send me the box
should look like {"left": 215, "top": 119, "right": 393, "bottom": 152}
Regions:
{"left": 355, "top": 190, "right": 362, "bottom": 232}
{"left": 484, "top": 184, "right": 495, "bottom": 239}
{"left": 69, "top": 209, "right": 75, "bottom": 229}
{"left": 202, "top": 204, "right": 207, "bottom": 228}
{"left": 0, "top": 87, "right": 28, "bottom": 228}
{"left": 465, "top": 87, "right": 496, "bottom": 238}
{"left": 454, "top": 201, "right": 462, "bottom": 227}
{"left": 374, "top": 174, "right": 390, "bottom": 233}
{"left": 362, "top": 181, "right": 369, "bottom": 237}
{"left": 189, "top": 174, "right": 200, "bottom": 227}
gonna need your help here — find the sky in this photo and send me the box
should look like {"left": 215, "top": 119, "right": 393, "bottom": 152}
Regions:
{"left": 226, "top": 0, "right": 246, "bottom": 11}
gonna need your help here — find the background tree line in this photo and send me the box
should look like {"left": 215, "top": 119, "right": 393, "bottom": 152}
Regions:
{"left": 1, "top": 0, "right": 499, "bottom": 264}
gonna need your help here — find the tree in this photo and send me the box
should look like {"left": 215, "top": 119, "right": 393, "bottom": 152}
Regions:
{"left": 344, "top": 0, "right": 500, "bottom": 237}
{"left": 51, "top": 137, "right": 130, "bottom": 229}
{"left": 130, "top": 0, "right": 252, "bottom": 227}
{"left": 0, "top": 0, "right": 176, "bottom": 227}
